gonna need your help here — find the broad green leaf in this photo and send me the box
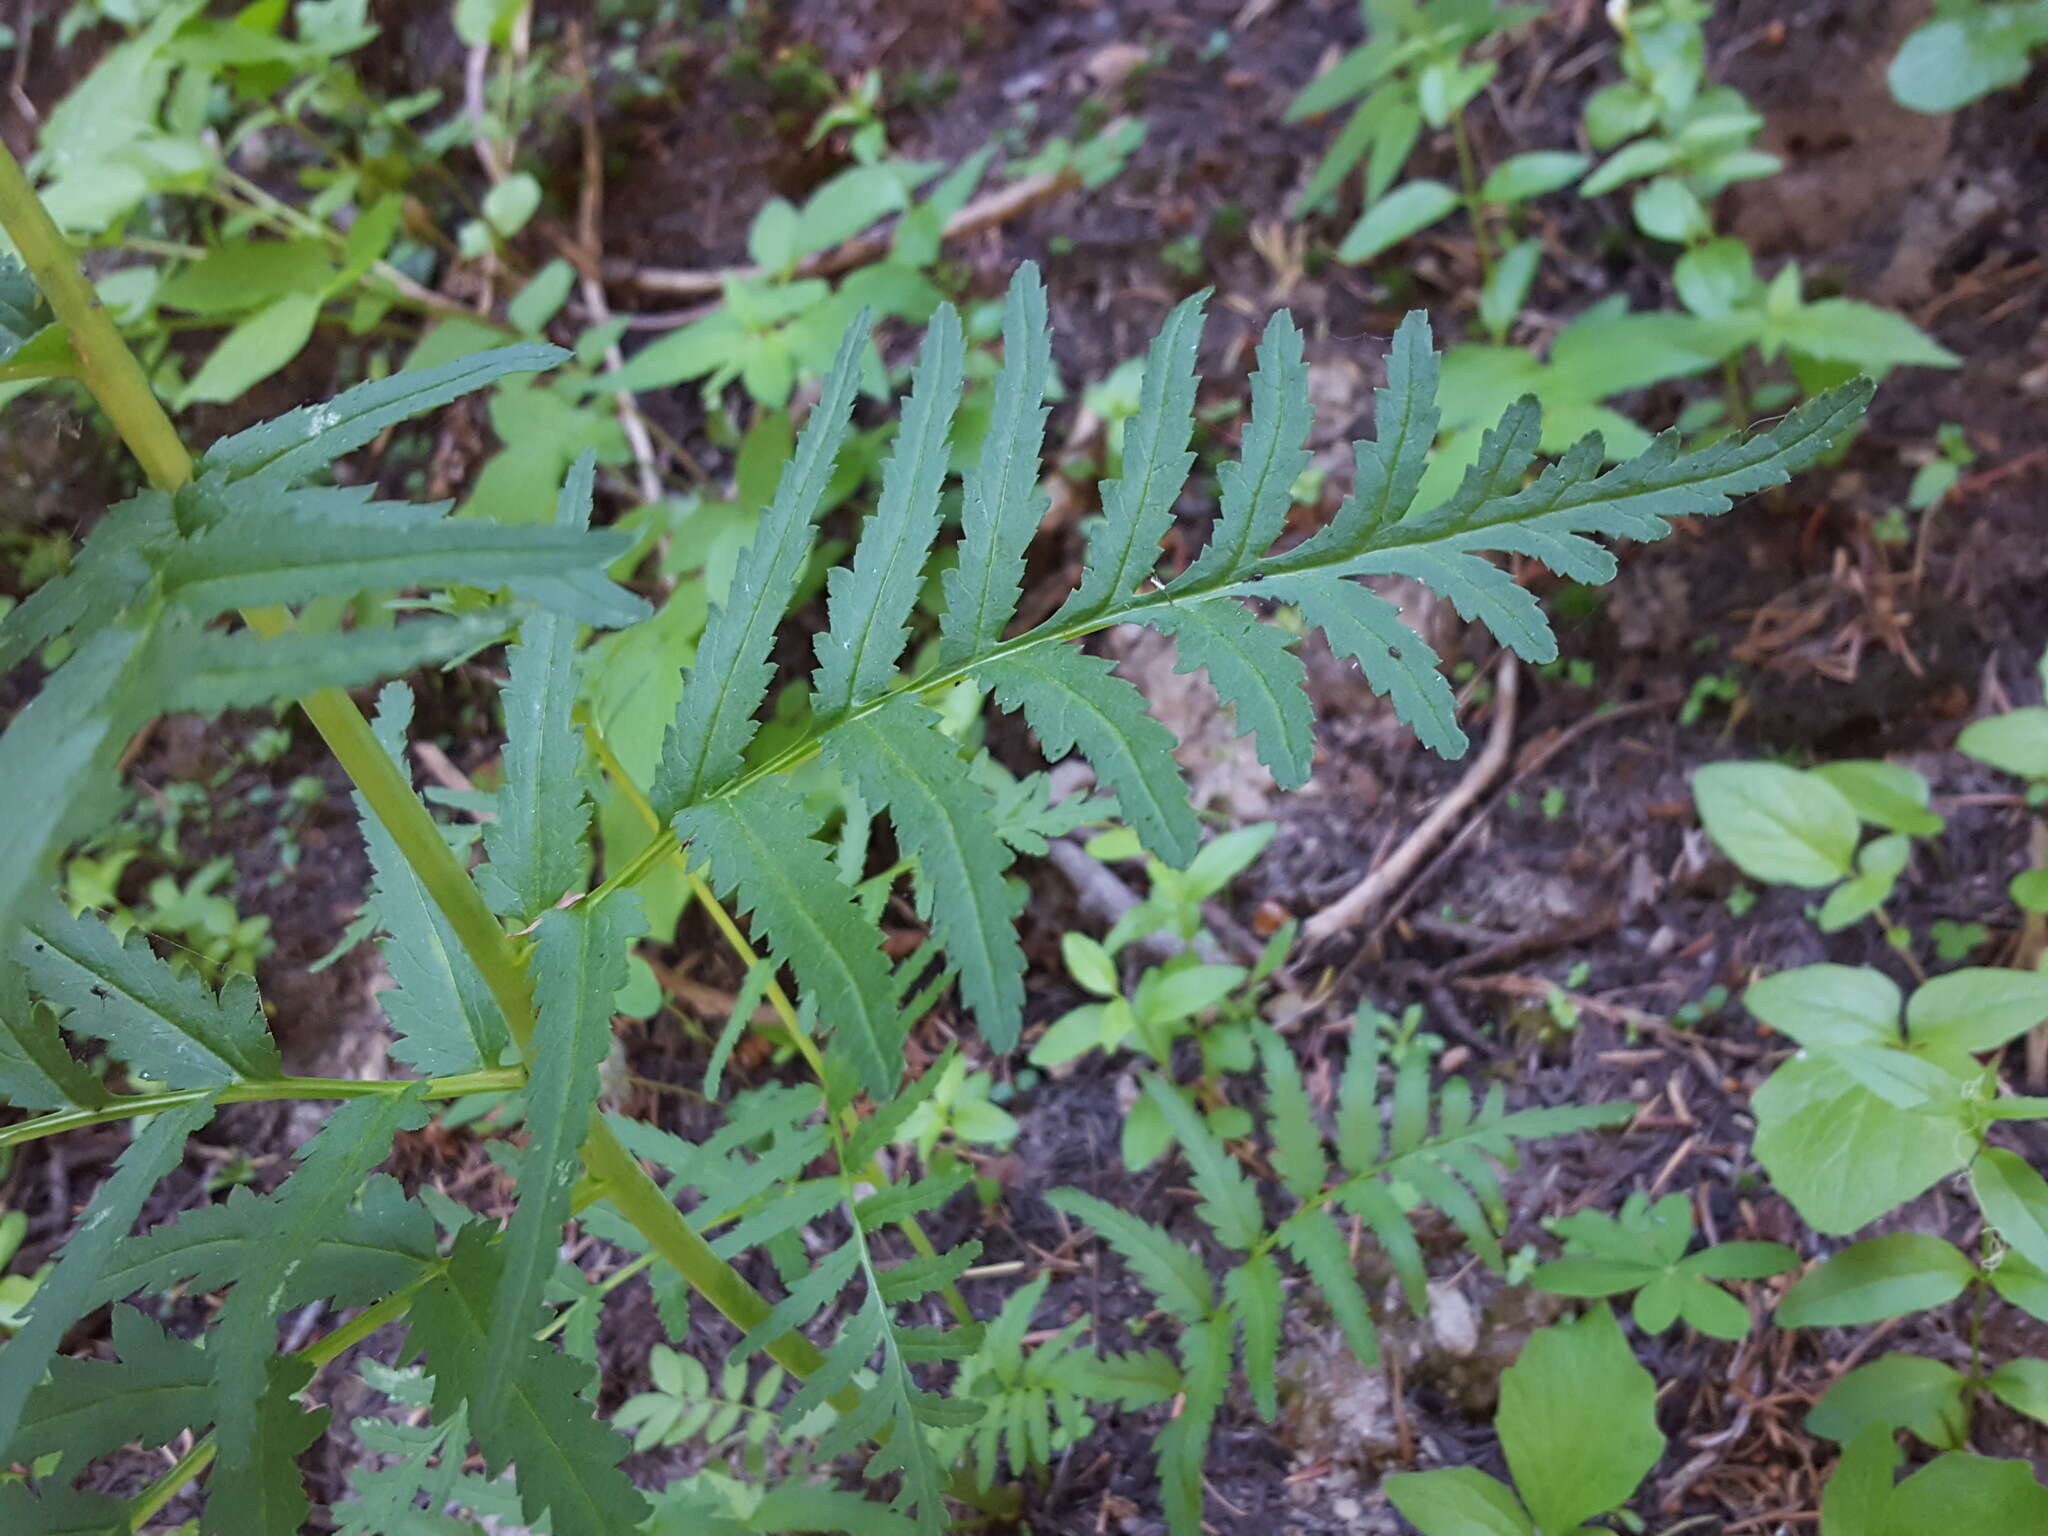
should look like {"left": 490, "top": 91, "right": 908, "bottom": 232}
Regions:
{"left": 0, "top": 1095, "right": 216, "bottom": 1453}
{"left": 1685, "top": 1240, "right": 1800, "bottom": 1280}
{"left": 1812, "top": 760, "right": 1943, "bottom": 836}
{"left": 411, "top": 1227, "right": 649, "bottom": 1536}
{"left": 1777, "top": 1235, "right": 1976, "bottom": 1327}
{"left": 482, "top": 454, "right": 597, "bottom": 921}
{"left": 1047, "top": 1188, "right": 1213, "bottom": 1324}
{"left": 1989, "top": 1251, "right": 2048, "bottom": 1323}
{"left": 814, "top": 305, "right": 963, "bottom": 716}
{"left": 1752, "top": 1052, "right": 1974, "bottom": 1233}
{"left": 156, "top": 238, "right": 335, "bottom": 316}
{"left": 939, "top": 264, "right": 1053, "bottom": 664}
{"left": 1745, "top": 964, "right": 1902, "bottom": 1051}
{"left": 1480, "top": 150, "right": 1590, "bottom": 205}
{"left": 1499, "top": 1305, "right": 1663, "bottom": 1536}
{"left": 979, "top": 643, "right": 1199, "bottom": 867}
{"left": 676, "top": 780, "right": 899, "bottom": 1097}
{"left": 1387, "top": 1467, "right": 1534, "bottom": 1536}
{"left": 1888, "top": 7, "right": 2048, "bottom": 112}
{"left": 1986, "top": 1357, "right": 2048, "bottom": 1427}
{"left": 824, "top": 699, "right": 1023, "bottom": 1049}
{"left": 1974, "top": 1148, "right": 2048, "bottom": 1274}
{"left": 1906, "top": 969, "right": 2048, "bottom": 1053}
{"left": 1339, "top": 179, "right": 1459, "bottom": 263}
{"left": 15, "top": 897, "right": 280, "bottom": 1086}
{"left": 1279, "top": 1205, "right": 1378, "bottom": 1365}
{"left": 211, "top": 1088, "right": 429, "bottom": 1464}
{"left": 476, "top": 898, "right": 641, "bottom": 1437}
{"left": 1809, "top": 1353, "right": 1969, "bottom": 1449}
{"left": 178, "top": 290, "right": 321, "bottom": 408}
{"left": 1874, "top": 1449, "right": 2048, "bottom": 1534}
{"left": 1957, "top": 708, "right": 2048, "bottom": 780}
{"left": 0, "top": 1483, "right": 127, "bottom": 1534}
{"left": 655, "top": 319, "right": 864, "bottom": 813}
{"left": 1056, "top": 289, "right": 1206, "bottom": 621}
{"left": 1693, "top": 763, "right": 1859, "bottom": 886}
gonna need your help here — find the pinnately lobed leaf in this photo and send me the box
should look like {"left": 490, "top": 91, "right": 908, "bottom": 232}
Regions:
{"left": 474, "top": 897, "right": 643, "bottom": 1428}
{"left": 654, "top": 318, "right": 865, "bottom": 816}
{"left": 482, "top": 451, "right": 600, "bottom": 922}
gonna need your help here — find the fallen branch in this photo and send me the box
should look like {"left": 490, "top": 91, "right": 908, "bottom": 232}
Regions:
{"left": 614, "top": 154, "right": 1098, "bottom": 298}
{"left": 1303, "top": 655, "right": 1520, "bottom": 943}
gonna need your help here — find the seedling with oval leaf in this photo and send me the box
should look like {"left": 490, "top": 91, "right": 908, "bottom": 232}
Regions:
{"left": 1531, "top": 1190, "right": 1797, "bottom": 1339}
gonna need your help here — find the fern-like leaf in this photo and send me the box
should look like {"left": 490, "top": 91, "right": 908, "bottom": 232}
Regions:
{"left": 655, "top": 320, "right": 864, "bottom": 815}
{"left": 0, "top": 1094, "right": 215, "bottom": 1454}
{"left": 979, "top": 644, "right": 1200, "bottom": 866}
{"left": 1055, "top": 289, "right": 1207, "bottom": 621}
{"left": 1157, "top": 1314, "right": 1231, "bottom": 1536}
{"left": 1272, "top": 311, "right": 1439, "bottom": 568}
{"left": 207, "top": 1357, "right": 330, "bottom": 1536}
{"left": 201, "top": 343, "right": 567, "bottom": 490}
{"left": 1223, "top": 1251, "right": 1285, "bottom": 1420}
{"left": 824, "top": 698, "right": 1024, "bottom": 1048}
{"left": 210, "top": 1087, "right": 429, "bottom": 1464}
{"left": 480, "top": 455, "right": 599, "bottom": 921}
{"left": 1176, "top": 311, "right": 1313, "bottom": 587}
{"left": 8, "top": 1307, "right": 213, "bottom": 1469}
{"left": 158, "top": 608, "right": 522, "bottom": 718}
{"left": 13, "top": 898, "right": 280, "bottom": 1086}
{"left": 156, "top": 506, "right": 641, "bottom": 629}
{"left": 478, "top": 897, "right": 640, "bottom": 1423}
{"left": 354, "top": 684, "right": 510, "bottom": 1075}
{"left": 1045, "top": 1188, "right": 1214, "bottom": 1325}
{"left": 1145, "top": 598, "right": 1317, "bottom": 788}
{"left": 676, "top": 780, "right": 899, "bottom": 1097}
{"left": 92, "top": 1173, "right": 436, "bottom": 1309}
{"left": 0, "top": 956, "right": 107, "bottom": 1111}
{"left": 0, "top": 489, "right": 170, "bottom": 674}
{"left": 938, "top": 262, "right": 1053, "bottom": 665}
{"left": 813, "top": 304, "right": 964, "bottom": 716}
{"left": 1279, "top": 1203, "right": 1380, "bottom": 1365}
{"left": 410, "top": 1226, "right": 648, "bottom": 1536}
{"left": 1144, "top": 1077, "right": 1262, "bottom": 1250}
{"left": 1260, "top": 571, "right": 1465, "bottom": 755}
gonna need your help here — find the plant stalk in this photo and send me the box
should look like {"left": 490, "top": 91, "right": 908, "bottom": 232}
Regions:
{"left": 0, "top": 139, "right": 842, "bottom": 1402}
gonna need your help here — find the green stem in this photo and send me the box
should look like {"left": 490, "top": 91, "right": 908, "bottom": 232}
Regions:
{"left": 0, "top": 142, "right": 191, "bottom": 491}
{"left": 0, "top": 1069, "right": 526, "bottom": 1150}
{"left": 0, "top": 137, "right": 844, "bottom": 1407}
{"left": 1451, "top": 109, "right": 1493, "bottom": 284}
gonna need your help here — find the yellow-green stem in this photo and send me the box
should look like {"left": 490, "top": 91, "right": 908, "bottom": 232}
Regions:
{"left": 0, "top": 1068, "right": 525, "bottom": 1151}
